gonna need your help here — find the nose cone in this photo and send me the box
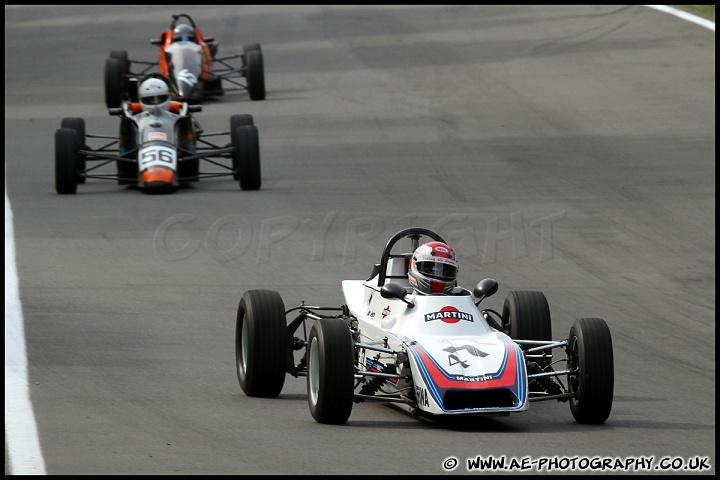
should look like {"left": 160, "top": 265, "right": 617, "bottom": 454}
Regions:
{"left": 176, "top": 75, "right": 199, "bottom": 101}
{"left": 142, "top": 166, "right": 175, "bottom": 188}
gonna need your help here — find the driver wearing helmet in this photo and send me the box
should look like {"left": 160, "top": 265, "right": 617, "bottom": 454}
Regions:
{"left": 408, "top": 241, "right": 459, "bottom": 295}
{"left": 172, "top": 23, "right": 196, "bottom": 43}
{"left": 137, "top": 77, "right": 171, "bottom": 112}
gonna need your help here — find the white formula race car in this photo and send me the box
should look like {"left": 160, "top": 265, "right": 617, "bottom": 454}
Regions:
{"left": 235, "top": 227, "right": 614, "bottom": 425}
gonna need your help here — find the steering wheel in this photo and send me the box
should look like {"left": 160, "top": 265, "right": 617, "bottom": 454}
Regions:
{"left": 377, "top": 227, "right": 446, "bottom": 287}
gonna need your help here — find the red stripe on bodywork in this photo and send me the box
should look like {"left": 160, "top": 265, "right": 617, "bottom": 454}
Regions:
{"left": 411, "top": 341, "right": 517, "bottom": 389}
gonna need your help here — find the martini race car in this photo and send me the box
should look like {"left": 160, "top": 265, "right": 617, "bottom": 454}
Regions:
{"left": 104, "top": 13, "right": 265, "bottom": 108}
{"left": 55, "top": 73, "right": 261, "bottom": 194}
{"left": 235, "top": 227, "right": 614, "bottom": 425}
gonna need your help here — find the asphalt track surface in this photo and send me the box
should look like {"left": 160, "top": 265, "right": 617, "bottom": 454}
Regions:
{"left": 5, "top": 5, "right": 715, "bottom": 475}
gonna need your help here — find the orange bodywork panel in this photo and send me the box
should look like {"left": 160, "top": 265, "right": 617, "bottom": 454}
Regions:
{"left": 142, "top": 166, "right": 175, "bottom": 185}
{"left": 157, "top": 27, "right": 213, "bottom": 80}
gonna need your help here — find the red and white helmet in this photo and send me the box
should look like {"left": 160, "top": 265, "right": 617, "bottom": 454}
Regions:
{"left": 408, "top": 241, "right": 458, "bottom": 295}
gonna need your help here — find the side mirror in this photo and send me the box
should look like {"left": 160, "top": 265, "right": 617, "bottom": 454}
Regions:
{"left": 473, "top": 278, "right": 498, "bottom": 304}
{"left": 380, "top": 282, "right": 414, "bottom": 308}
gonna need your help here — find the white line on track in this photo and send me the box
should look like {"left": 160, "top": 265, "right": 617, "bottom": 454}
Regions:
{"left": 5, "top": 181, "right": 47, "bottom": 475}
{"left": 645, "top": 5, "right": 715, "bottom": 31}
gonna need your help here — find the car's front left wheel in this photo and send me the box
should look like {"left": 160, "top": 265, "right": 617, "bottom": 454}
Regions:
{"left": 567, "top": 317, "right": 614, "bottom": 424}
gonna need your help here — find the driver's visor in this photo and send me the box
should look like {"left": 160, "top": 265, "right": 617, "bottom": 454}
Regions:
{"left": 416, "top": 261, "right": 457, "bottom": 281}
{"left": 141, "top": 94, "right": 169, "bottom": 105}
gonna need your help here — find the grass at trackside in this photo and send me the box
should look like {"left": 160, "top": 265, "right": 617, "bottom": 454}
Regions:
{"left": 681, "top": 5, "right": 715, "bottom": 19}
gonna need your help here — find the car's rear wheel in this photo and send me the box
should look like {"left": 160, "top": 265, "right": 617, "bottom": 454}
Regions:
{"left": 245, "top": 49, "right": 265, "bottom": 101}
{"left": 232, "top": 125, "right": 261, "bottom": 190}
{"left": 104, "top": 57, "right": 124, "bottom": 108}
{"left": 110, "top": 50, "right": 134, "bottom": 101}
{"left": 502, "top": 290, "right": 552, "bottom": 343}
{"left": 55, "top": 128, "right": 78, "bottom": 194}
{"left": 109, "top": 50, "right": 129, "bottom": 76}
{"left": 230, "top": 115, "right": 254, "bottom": 180}
{"left": 307, "top": 318, "right": 355, "bottom": 424}
{"left": 117, "top": 119, "right": 137, "bottom": 185}
{"left": 236, "top": 290, "right": 288, "bottom": 397}
{"left": 117, "top": 159, "right": 137, "bottom": 185}
{"left": 61, "top": 117, "right": 86, "bottom": 184}
{"left": 230, "top": 114, "right": 254, "bottom": 130}
{"left": 567, "top": 318, "right": 614, "bottom": 424}
{"left": 243, "top": 43, "right": 261, "bottom": 55}
{"left": 204, "top": 76, "right": 223, "bottom": 97}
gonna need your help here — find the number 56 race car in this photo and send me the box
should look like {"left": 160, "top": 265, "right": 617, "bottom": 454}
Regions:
{"left": 55, "top": 73, "right": 260, "bottom": 194}
{"left": 235, "top": 227, "right": 614, "bottom": 425}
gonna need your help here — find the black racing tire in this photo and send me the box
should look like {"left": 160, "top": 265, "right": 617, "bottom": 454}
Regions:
{"left": 117, "top": 159, "right": 137, "bottom": 185}
{"left": 109, "top": 50, "right": 130, "bottom": 75}
{"left": 232, "top": 125, "right": 261, "bottom": 190}
{"left": 567, "top": 318, "right": 614, "bottom": 424}
{"left": 110, "top": 50, "right": 133, "bottom": 99}
{"left": 502, "top": 290, "right": 552, "bottom": 372}
{"left": 55, "top": 128, "right": 78, "bottom": 194}
{"left": 307, "top": 318, "right": 355, "bottom": 424}
{"left": 104, "top": 57, "right": 124, "bottom": 108}
{"left": 236, "top": 290, "right": 288, "bottom": 397}
{"left": 203, "top": 76, "right": 223, "bottom": 97}
{"left": 230, "top": 113, "right": 254, "bottom": 130}
{"left": 243, "top": 43, "right": 261, "bottom": 55}
{"left": 245, "top": 49, "right": 265, "bottom": 101}
{"left": 117, "top": 119, "right": 137, "bottom": 185}
{"left": 61, "top": 117, "right": 86, "bottom": 184}
{"left": 230, "top": 114, "right": 254, "bottom": 179}
{"left": 502, "top": 291, "right": 552, "bottom": 341}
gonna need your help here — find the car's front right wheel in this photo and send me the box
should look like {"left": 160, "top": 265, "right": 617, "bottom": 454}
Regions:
{"left": 236, "top": 289, "right": 288, "bottom": 397}
{"left": 61, "top": 117, "right": 86, "bottom": 184}
{"left": 232, "top": 124, "right": 261, "bottom": 190}
{"left": 55, "top": 128, "right": 79, "bottom": 194}
{"left": 245, "top": 49, "right": 265, "bottom": 101}
{"left": 307, "top": 318, "right": 355, "bottom": 424}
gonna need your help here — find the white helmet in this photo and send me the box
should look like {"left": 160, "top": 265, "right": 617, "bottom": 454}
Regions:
{"left": 138, "top": 78, "right": 170, "bottom": 111}
{"left": 408, "top": 241, "right": 458, "bottom": 295}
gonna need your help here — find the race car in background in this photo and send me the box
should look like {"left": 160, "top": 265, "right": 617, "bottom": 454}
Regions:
{"left": 56, "top": 73, "right": 261, "bottom": 194}
{"left": 104, "top": 13, "right": 265, "bottom": 108}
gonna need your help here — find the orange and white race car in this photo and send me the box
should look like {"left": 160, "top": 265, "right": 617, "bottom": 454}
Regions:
{"left": 104, "top": 13, "right": 265, "bottom": 108}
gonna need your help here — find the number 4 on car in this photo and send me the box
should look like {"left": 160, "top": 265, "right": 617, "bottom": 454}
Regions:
{"left": 235, "top": 227, "right": 614, "bottom": 426}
